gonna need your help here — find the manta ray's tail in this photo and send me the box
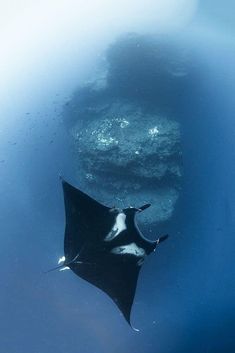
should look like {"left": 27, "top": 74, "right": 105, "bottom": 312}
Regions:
{"left": 45, "top": 257, "right": 93, "bottom": 274}
{"left": 44, "top": 264, "right": 68, "bottom": 273}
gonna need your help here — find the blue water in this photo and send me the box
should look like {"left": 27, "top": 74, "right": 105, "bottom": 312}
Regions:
{"left": 1, "top": 2, "right": 235, "bottom": 353}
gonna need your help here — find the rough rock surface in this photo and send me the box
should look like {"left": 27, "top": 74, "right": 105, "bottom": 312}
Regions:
{"left": 71, "top": 101, "right": 182, "bottom": 224}
{"left": 62, "top": 33, "right": 188, "bottom": 226}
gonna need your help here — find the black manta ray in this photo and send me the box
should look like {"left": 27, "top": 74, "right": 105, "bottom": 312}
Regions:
{"left": 55, "top": 179, "right": 168, "bottom": 330}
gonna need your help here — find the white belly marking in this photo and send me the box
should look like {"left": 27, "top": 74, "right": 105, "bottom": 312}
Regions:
{"left": 104, "top": 212, "right": 127, "bottom": 241}
{"left": 111, "top": 242, "right": 146, "bottom": 257}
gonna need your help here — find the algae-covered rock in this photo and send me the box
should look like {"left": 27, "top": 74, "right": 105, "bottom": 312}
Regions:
{"left": 63, "top": 33, "right": 187, "bottom": 225}
{"left": 70, "top": 101, "right": 182, "bottom": 224}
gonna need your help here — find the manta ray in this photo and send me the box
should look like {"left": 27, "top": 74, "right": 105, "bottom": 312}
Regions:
{"left": 52, "top": 179, "right": 168, "bottom": 330}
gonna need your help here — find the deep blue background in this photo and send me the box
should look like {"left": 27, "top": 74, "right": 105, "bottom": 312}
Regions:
{"left": 1, "top": 3, "right": 235, "bottom": 353}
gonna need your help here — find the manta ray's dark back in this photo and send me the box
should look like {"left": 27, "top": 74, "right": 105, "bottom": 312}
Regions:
{"left": 61, "top": 179, "right": 168, "bottom": 329}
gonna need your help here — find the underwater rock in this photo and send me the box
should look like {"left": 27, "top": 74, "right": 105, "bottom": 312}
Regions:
{"left": 63, "top": 33, "right": 188, "bottom": 225}
{"left": 70, "top": 101, "right": 182, "bottom": 224}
